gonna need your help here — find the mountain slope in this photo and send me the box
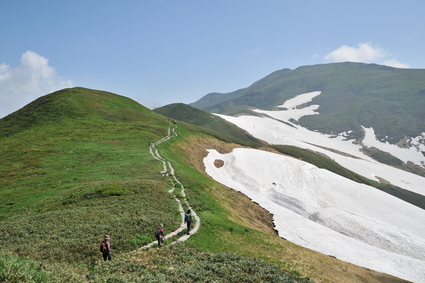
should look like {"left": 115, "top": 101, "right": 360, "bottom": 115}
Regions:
{"left": 204, "top": 90, "right": 425, "bottom": 282}
{"left": 191, "top": 62, "right": 425, "bottom": 144}
{"left": 0, "top": 87, "right": 408, "bottom": 282}
{"left": 154, "top": 103, "right": 262, "bottom": 144}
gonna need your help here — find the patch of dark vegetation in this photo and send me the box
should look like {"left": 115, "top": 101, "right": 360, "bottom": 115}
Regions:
{"left": 361, "top": 147, "right": 403, "bottom": 166}
{"left": 362, "top": 147, "right": 425, "bottom": 178}
{"left": 62, "top": 184, "right": 129, "bottom": 205}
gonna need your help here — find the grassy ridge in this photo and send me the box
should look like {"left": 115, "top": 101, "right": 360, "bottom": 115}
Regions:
{"left": 154, "top": 102, "right": 262, "bottom": 144}
{"left": 0, "top": 88, "right": 319, "bottom": 282}
{"left": 0, "top": 88, "right": 181, "bottom": 274}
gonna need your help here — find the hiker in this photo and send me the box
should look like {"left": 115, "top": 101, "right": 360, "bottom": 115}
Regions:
{"left": 184, "top": 209, "right": 192, "bottom": 235}
{"left": 155, "top": 224, "right": 164, "bottom": 247}
{"left": 100, "top": 235, "right": 111, "bottom": 261}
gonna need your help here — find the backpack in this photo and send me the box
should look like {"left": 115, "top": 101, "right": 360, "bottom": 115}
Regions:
{"left": 185, "top": 213, "right": 192, "bottom": 223}
{"left": 155, "top": 227, "right": 163, "bottom": 239}
{"left": 100, "top": 241, "right": 109, "bottom": 253}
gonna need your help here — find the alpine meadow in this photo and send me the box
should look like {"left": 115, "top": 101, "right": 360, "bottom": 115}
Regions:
{"left": 1, "top": 63, "right": 423, "bottom": 283}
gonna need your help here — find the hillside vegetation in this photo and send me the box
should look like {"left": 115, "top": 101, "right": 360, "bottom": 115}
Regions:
{"left": 154, "top": 102, "right": 262, "bottom": 144}
{"left": 0, "top": 87, "right": 409, "bottom": 282}
{"left": 191, "top": 62, "right": 425, "bottom": 144}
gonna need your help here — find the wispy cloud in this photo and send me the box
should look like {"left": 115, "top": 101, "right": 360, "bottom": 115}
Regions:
{"left": 247, "top": 47, "right": 262, "bottom": 55}
{"left": 0, "top": 51, "right": 74, "bottom": 118}
{"left": 381, "top": 59, "right": 410, "bottom": 69}
{"left": 324, "top": 43, "right": 409, "bottom": 68}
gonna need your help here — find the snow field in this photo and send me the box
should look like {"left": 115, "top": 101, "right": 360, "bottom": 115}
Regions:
{"left": 204, "top": 148, "right": 425, "bottom": 282}
{"left": 215, "top": 92, "right": 425, "bottom": 196}
{"left": 204, "top": 91, "right": 425, "bottom": 282}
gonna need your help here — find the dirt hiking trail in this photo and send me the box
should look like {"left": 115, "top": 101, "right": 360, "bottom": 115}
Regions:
{"left": 139, "top": 122, "right": 200, "bottom": 249}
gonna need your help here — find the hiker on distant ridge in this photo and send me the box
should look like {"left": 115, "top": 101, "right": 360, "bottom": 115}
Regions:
{"left": 155, "top": 224, "right": 164, "bottom": 247}
{"left": 184, "top": 209, "right": 192, "bottom": 235}
{"left": 100, "top": 235, "right": 111, "bottom": 261}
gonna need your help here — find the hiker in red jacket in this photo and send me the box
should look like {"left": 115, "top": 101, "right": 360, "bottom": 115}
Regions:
{"left": 155, "top": 224, "right": 164, "bottom": 247}
{"left": 100, "top": 235, "right": 111, "bottom": 261}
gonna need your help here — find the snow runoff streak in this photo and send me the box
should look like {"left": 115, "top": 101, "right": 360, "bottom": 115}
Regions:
{"left": 203, "top": 92, "right": 425, "bottom": 283}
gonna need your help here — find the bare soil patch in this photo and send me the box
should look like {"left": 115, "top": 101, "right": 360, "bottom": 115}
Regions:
{"left": 214, "top": 159, "right": 224, "bottom": 168}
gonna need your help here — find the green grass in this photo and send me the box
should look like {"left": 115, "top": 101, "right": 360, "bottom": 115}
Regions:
{"left": 154, "top": 103, "right": 262, "bottom": 144}
{"left": 0, "top": 87, "right": 316, "bottom": 282}
{"left": 87, "top": 245, "right": 314, "bottom": 283}
{"left": 0, "top": 254, "right": 50, "bottom": 283}
{"left": 1, "top": 87, "right": 410, "bottom": 282}
{"left": 0, "top": 88, "right": 181, "bottom": 270}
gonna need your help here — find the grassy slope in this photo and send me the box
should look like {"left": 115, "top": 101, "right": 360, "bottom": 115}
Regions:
{"left": 0, "top": 88, "right": 181, "bottom": 280}
{"left": 154, "top": 102, "right": 262, "bottom": 144}
{"left": 0, "top": 88, "right": 409, "bottom": 282}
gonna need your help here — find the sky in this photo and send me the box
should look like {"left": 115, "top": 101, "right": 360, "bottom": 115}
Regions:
{"left": 1, "top": 0, "right": 424, "bottom": 118}
{"left": 204, "top": 92, "right": 425, "bottom": 282}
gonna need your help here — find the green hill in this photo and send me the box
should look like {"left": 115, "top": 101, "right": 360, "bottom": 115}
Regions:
{"left": 0, "top": 87, "right": 409, "bottom": 282}
{"left": 191, "top": 62, "right": 425, "bottom": 144}
{"left": 154, "top": 103, "right": 262, "bottom": 144}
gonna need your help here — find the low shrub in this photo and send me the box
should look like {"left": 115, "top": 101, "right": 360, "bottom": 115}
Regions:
{"left": 131, "top": 234, "right": 153, "bottom": 247}
{"left": 97, "top": 184, "right": 129, "bottom": 197}
{"left": 0, "top": 254, "right": 50, "bottom": 283}
{"left": 87, "top": 246, "right": 315, "bottom": 283}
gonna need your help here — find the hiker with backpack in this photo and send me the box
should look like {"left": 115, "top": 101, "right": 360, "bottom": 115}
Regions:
{"left": 155, "top": 224, "right": 164, "bottom": 247}
{"left": 100, "top": 235, "right": 111, "bottom": 261}
{"left": 184, "top": 209, "right": 192, "bottom": 235}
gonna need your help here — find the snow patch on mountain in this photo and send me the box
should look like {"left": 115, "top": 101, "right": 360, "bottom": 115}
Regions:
{"left": 215, "top": 91, "right": 425, "bottom": 196}
{"left": 362, "top": 126, "right": 425, "bottom": 166}
{"left": 204, "top": 91, "right": 425, "bottom": 282}
{"left": 204, "top": 148, "right": 425, "bottom": 282}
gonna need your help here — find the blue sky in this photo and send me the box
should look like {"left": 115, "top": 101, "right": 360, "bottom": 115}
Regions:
{"left": 1, "top": 0, "right": 424, "bottom": 118}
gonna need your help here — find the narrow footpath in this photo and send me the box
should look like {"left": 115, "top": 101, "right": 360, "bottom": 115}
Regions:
{"left": 139, "top": 122, "right": 200, "bottom": 249}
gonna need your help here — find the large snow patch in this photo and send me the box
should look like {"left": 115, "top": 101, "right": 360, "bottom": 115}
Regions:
{"left": 215, "top": 91, "right": 425, "bottom": 196}
{"left": 204, "top": 148, "right": 425, "bottom": 282}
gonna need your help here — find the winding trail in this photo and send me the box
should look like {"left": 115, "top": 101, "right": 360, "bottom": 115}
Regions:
{"left": 139, "top": 123, "right": 200, "bottom": 249}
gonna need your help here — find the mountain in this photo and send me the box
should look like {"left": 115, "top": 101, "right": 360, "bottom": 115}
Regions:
{"left": 191, "top": 62, "right": 425, "bottom": 145}
{"left": 188, "top": 65, "right": 425, "bottom": 281}
{"left": 154, "top": 103, "right": 262, "bottom": 144}
{"left": 2, "top": 87, "right": 409, "bottom": 282}
{"left": 201, "top": 91, "right": 425, "bottom": 282}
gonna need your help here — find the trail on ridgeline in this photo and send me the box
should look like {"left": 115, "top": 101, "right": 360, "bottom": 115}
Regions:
{"left": 139, "top": 122, "right": 200, "bottom": 249}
